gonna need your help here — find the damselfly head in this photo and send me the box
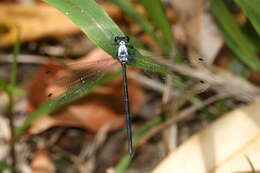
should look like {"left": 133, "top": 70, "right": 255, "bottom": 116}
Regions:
{"left": 114, "top": 36, "right": 130, "bottom": 44}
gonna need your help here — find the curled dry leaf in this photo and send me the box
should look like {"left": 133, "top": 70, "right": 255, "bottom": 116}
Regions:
{"left": 27, "top": 48, "right": 145, "bottom": 134}
{"left": 30, "top": 150, "right": 55, "bottom": 173}
{"left": 0, "top": 3, "right": 79, "bottom": 47}
{"left": 152, "top": 100, "right": 260, "bottom": 173}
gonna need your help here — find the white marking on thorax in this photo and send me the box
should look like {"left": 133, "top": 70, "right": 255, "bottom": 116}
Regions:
{"left": 118, "top": 41, "right": 128, "bottom": 64}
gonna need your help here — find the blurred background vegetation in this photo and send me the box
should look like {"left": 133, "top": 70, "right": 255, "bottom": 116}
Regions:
{"left": 0, "top": 0, "right": 259, "bottom": 172}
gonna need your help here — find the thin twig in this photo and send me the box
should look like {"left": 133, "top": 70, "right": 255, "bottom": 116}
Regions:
{"left": 135, "top": 93, "right": 229, "bottom": 148}
{"left": 80, "top": 118, "right": 123, "bottom": 160}
{"left": 0, "top": 54, "right": 49, "bottom": 65}
{"left": 6, "top": 93, "right": 16, "bottom": 173}
{"left": 53, "top": 146, "right": 92, "bottom": 173}
{"left": 128, "top": 71, "right": 178, "bottom": 96}
{"left": 150, "top": 57, "right": 260, "bottom": 102}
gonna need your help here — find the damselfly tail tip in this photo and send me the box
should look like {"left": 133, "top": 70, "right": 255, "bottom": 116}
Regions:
{"left": 47, "top": 93, "right": 53, "bottom": 97}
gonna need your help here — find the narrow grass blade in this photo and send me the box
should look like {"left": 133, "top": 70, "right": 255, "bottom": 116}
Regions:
{"left": 0, "top": 78, "right": 25, "bottom": 95}
{"left": 0, "top": 77, "right": 8, "bottom": 92}
{"left": 10, "top": 32, "right": 20, "bottom": 87}
{"left": 210, "top": 0, "right": 260, "bottom": 72}
{"left": 229, "top": 58, "right": 250, "bottom": 78}
{"left": 0, "top": 161, "right": 10, "bottom": 172}
{"left": 139, "top": 0, "right": 174, "bottom": 52}
{"left": 245, "top": 155, "right": 256, "bottom": 173}
{"left": 110, "top": 0, "right": 167, "bottom": 53}
{"left": 234, "top": 0, "right": 260, "bottom": 35}
{"left": 115, "top": 117, "right": 163, "bottom": 173}
{"left": 15, "top": 71, "right": 121, "bottom": 139}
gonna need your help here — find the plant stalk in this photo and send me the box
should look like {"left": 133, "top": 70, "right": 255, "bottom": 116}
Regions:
{"left": 6, "top": 92, "right": 17, "bottom": 173}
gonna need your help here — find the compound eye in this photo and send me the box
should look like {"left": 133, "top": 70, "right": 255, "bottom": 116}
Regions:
{"left": 114, "top": 36, "right": 119, "bottom": 43}
{"left": 125, "top": 36, "right": 130, "bottom": 42}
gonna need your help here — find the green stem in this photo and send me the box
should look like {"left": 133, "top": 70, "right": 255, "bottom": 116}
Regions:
{"left": 6, "top": 93, "right": 16, "bottom": 173}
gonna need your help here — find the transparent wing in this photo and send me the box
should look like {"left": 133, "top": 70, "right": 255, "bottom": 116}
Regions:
{"left": 44, "top": 57, "right": 120, "bottom": 99}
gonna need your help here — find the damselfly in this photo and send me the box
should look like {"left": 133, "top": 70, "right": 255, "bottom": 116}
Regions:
{"left": 46, "top": 36, "right": 136, "bottom": 156}
{"left": 44, "top": 35, "right": 205, "bottom": 156}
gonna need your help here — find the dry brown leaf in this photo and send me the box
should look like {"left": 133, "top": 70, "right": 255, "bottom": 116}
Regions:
{"left": 31, "top": 150, "right": 55, "bottom": 173}
{"left": 171, "top": 0, "right": 223, "bottom": 65}
{"left": 27, "top": 48, "right": 145, "bottom": 134}
{"left": 0, "top": 3, "right": 79, "bottom": 47}
{"left": 152, "top": 99, "right": 260, "bottom": 173}
{"left": 0, "top": 2, "right": 129, "bottom": 48}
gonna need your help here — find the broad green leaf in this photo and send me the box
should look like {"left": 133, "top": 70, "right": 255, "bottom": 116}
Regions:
{"left": 211, "top": 0, "right": 260, "bottom": 72}
{"left": 139, "top": 0, "right": 174, "bottom": 52}
{"left": 234, "top": 0, "right": 260, "bottom": 35}
{"left": 110, "top": 0, "right": 167, "bottom": 53}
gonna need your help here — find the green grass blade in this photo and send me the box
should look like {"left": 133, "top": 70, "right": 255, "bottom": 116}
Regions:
{"left": 115, "top": 117, "right": 163, "bottom": 173}
{"left": 210, "top": 0, "right": 260, "bottom": 72}
{"left": 241, "top": 22, "right": 260, "bottom": 53}
{"left": 6, "top": 85, "right": 25, "bottom": 96}
{"left": 10, "top": 32, "right": 20, "bottom": 87}
{"left": 15, "top": 71, "right": 120, "bottom": 139}
{"left": 229, "top": 58, "right": 250, "bottom": 78}
{"left": 132, "top": 116, "right": 162, "bottom": 142}
{"left": 110, "top": 0, "right": 167, "bottom": 53}
{"left": 0, "top": 161, "right": 10, "bottom": 172}
{"left": 114, "top": 155, "right": 133, "bottom": 173}
{"left": 0, "top": 77, "right": 8, "bottom": 92}
{"left": 0, "top": 77, "right": 25, "bottom": 95}
{"left": 245, "top": 155, "right": 256, "bottom": 173}
{"left": 234, "top": 0, "right": 260, "bottom": 35}
{"left": 43, "top": 0, "right": 124, "bottom": 57}
{"left": 139, "top": 0, "right": 174, "bottom": 51}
